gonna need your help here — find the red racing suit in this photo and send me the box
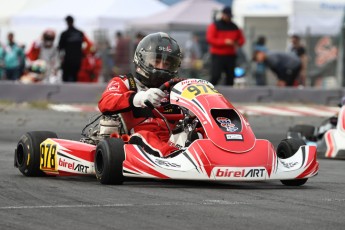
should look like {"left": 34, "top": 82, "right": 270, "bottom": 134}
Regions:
{"left": 98, "top": 74, "right": 180, "bottom": 157}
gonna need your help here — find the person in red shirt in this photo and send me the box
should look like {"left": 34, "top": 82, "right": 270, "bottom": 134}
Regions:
{"left": 98, "top": 32, "right": 183, "bottom": 157}
{"left": 206, "top": 6, "right": 245, "bottom": 86}
{"left": 77, "top": 46, "right": 102, "bottom": 82}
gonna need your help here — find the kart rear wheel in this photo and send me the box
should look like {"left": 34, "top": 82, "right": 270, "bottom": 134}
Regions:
{"left": 277, "top": 138, "right": 306, "bottom": 159}
{"left": 95, "top": 138, "right": 125, "bottom": 185}
{"left": 281, "top": 178, "right": 308, "bottom": 186}
{"left": 15, "top": 131, "right": 58, "bottom": 177}
{"left": 288, "top": 125, "right": 315, "bottom": 141}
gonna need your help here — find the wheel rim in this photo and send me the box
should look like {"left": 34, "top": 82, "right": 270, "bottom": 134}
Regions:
{"left": 95, "top": 150, "right": 104, "bottom": 174}
{"left": 16, "top": 143, "right": 25, "bottom": 167}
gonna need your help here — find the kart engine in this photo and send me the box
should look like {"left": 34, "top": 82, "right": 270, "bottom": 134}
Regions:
{"left": 99, "top": 116, "right": 122, "bottom": 136}
{"left": 80, "top": 114, "right": 126, "bottom": 145}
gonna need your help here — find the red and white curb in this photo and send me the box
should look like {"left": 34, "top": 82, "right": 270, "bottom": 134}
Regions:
{"left": 236, "top": 105, "right": 339, "bottom": 117}
{"left": 49, "top": 104, "right": 99, "bottom": 112}
{"left": 48, "top": 104, "right": 340, "bottom": 117}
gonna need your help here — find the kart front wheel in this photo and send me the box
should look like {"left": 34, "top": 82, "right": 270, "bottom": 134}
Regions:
{"left": 95, "top": 138, "right": 125, "bottom": 185}
{"left": 15, "top": 131, "right": 58, "bottom": 176}
{"left": 281, "top": 178, "right": 308, "bottom": 186}
{"left": 277, "top": 138, "right": 306, "bottom": 159}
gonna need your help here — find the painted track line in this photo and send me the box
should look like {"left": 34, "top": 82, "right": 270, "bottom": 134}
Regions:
{"left": 0, "top": 200, "right": 250, "bottom": 210}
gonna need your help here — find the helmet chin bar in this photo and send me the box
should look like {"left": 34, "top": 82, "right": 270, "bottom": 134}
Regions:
{"left": 136, "top": 64, "right": 176, "bottom": 88}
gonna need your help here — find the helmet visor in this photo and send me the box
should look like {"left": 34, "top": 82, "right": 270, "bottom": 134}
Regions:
{"left": 141, "top": 52, "right": 180, "bottom": 73}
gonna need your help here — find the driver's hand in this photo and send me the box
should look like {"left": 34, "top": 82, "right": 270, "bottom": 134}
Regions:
{"left": 133, "top": 88, "right": 166, "bottom": 108}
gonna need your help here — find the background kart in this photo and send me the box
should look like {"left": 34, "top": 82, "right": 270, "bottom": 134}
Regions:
{"left": 14, "top": 79, "right": 318, "bottom": 186}
{"left": 287, "top": 105, "right": 345, "bottom": 159}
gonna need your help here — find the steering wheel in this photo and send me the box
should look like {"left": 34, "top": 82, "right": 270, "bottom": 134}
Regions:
{"left": 144, "top": 78, "right": 185, "bottom": 109}
{"left": 144, "top": 78, "right": 185, "bottom": 121}
{"left": 159, "top": 78, "right": 185, "bottom": 92}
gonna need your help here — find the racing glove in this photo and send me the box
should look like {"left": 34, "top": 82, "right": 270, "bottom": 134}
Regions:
{"left": 133, "top": 88, "right": 166, "bottom": 108}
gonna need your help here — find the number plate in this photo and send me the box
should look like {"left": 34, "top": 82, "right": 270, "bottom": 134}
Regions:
{"left": 181, "top": 84, "right": 219, "bottom": 100}
{"left": 40, "top": 139, "right": 58, "bottom": 172}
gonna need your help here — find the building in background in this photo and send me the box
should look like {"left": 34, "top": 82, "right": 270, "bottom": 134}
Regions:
{"left": 160, "top": 0, "right": 233, "bottom": 6}
{"left": 232, "top": 0, "right": 345, "bottom": 88}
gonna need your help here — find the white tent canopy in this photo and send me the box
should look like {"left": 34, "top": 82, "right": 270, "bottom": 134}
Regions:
{"left": 0, "top": 0, "right": 28, "bottom": 26}
{"left": 289, "top": 0, "right": 345, "bottom": 36}
{"left": 4, "top": 0, "right": 167, "bottom": 45}
{"left": 233, "top": 0, "right": 345, "bottom": 36}
{"left": 10, "top": 0, "right": 167, "bottom": 30}
{"left": 128, "top": 0, "right": 225, "bottom": 32}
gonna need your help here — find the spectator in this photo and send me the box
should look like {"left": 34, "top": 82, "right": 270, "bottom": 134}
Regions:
{"left": 206, "top": 6, "right": 245, "bottom": 86}
{"left": 253, "top": 35, "right": 268, "bottom": 86}
{"left": 253, "top": 50, "right": 301, "bottom": 87}
{"left": 0, "top": 42, "right": 4, "bottom": 79}
{"left": 0, "top": 32, "right": 25, "bottom": 80}
{"left": 113, "top": 31, "right": 131, "bottom": 75}
{"left": 182, "top": 33, "right": 203, "bottom": 78}
{"left": 289, "top": 34, "right": 307, "bottom": 86}
{"left": 58, "top": 15, "right": 92, "bottom": 82}
{"left": 26, "top": 29, "right": 60, "bottom": 83}
{"left": 77, "top": 46, "right": 102, "bottom": 83}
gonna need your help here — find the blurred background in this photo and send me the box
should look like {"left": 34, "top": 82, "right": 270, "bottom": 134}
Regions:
{"left": 1, "top": 0, "right": 345, "bottom": 88}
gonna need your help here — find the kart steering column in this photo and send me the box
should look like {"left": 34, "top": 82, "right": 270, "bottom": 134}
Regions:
{"left": 144, "top": 100, "right": 172, "bottom": 137}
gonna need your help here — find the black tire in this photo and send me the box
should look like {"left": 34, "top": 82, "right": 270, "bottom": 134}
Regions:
{"left": 277, "top": 138, "right": 306, "bottom": 159}
{"left": 281, "top": 178, "right": 308, "bottom": 186}
{"left": 278, "top": 138, "right": 308, "bottom": 186}
{"left": 288, "top": 125, "right": 315, "bottom": 141}
{"left": 95, "top": 138, "right": 125, "bottom": 185}
{"left": 15, "top": 131, "right": 58, "bottom": 177}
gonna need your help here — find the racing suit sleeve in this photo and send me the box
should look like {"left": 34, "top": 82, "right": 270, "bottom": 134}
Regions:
{"left": 98, "top": 76, "right": 136, "bottom": 114}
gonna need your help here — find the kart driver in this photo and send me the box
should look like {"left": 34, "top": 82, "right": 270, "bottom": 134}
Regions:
{"left": 98, "top": 32, "right": 183, "bottom": 158}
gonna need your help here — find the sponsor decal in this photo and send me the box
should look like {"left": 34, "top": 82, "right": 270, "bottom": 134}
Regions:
{"left": 164, "top": 108, "right": 173, "bottom": 113}
{"left": 225, "top": 134, "right": 243, "bottom": 141}
{"left": 214, "top": 167, "right": 266, "bottom": 178}
{"left": 168, "top": 140, "right": 184, "bottom": 149}
{"left": 158, "top": 45, "right": 172, "bottom": 52}
{"left": 128, "top": 77, "right": 136, "bottom": 90}
{"left": 59, "top": 158, "right": 89, "bottom": 173}
{"left": 108, "top": 81, "right": 120, "bottom": 91}
{"left": 281, "top": 161, "right": 298, "bottom": 168}
{"left": 161, "top": 97, "right": 168, "bottom": 103}
{"left": 181, "top": 79, "right": 211, "bottom": 85}
{"left": 216, "top": 117, "right": 238, "bottom": 132}
{"left": 155, "top": 159, "right": 181, "bottom": 168}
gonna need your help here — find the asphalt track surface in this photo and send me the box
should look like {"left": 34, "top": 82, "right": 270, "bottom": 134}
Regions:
{"left": 0, "top": 104, "right": 344, "bottom": 230}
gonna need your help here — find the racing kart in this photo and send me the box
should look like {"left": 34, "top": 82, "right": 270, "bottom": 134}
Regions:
{"left": 287, "top": 105, "right": 345, "bottom": 159}
{"left": 14, "top": 79, "right": 319, "bottom": 186}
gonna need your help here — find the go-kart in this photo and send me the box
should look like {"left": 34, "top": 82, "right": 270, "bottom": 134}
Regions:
{"left": 14, "top": 79, "right": 319, "bottom": 186}
{"left": 287, "top": 105, "right": 345, "bottom": 159}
